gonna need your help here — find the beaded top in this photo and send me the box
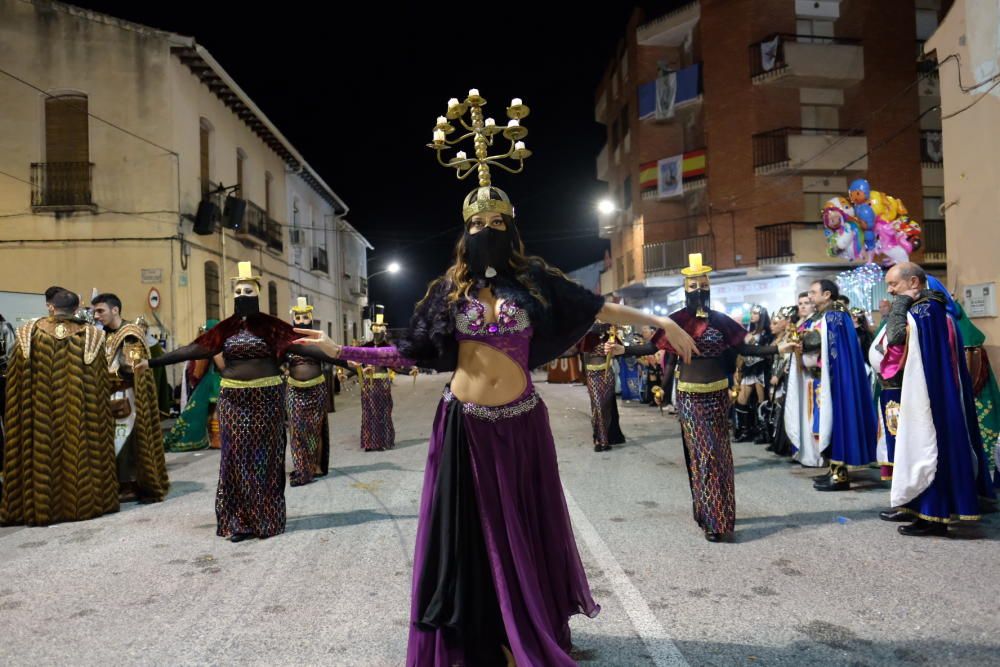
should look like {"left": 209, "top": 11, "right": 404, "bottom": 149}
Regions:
{"left": 223, "top": 329, "right": 272, "bottom": 362}
{"left": 690, "top": 326, "right": 730, "bottom": 359}
{"left": 454, "top": 297, "right": 533, "bottom": 373}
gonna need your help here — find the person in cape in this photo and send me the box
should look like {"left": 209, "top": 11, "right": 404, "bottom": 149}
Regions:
{"left": 877, "top": 264, "right": 996, "bottom": 535}
{"left": 580, "top": 321, "right": 626, "bottom": 452}
{"left": 291, "top": 91, "right": 698, "bottom": 666}
{"left": 164, "top": 319, "right": 222, "bottom": 452}
{"left": 607, "top": 255, "right": 794, "bottom": 542}
{"left": 2, "top": 288, "right": 118, "bottom": 525}
{"left": 91, "top": 293, "right": 169, "bottom": 503}
{"left": 785, "top": 279, "right": 878, "bottom": 490}
{"left": 138, "top": 262, "right": 338, "bottom": 542}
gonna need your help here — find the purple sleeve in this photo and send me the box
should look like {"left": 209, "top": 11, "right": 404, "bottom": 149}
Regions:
{"left": 340, "top": 345, "right": 417, "bottom": 369}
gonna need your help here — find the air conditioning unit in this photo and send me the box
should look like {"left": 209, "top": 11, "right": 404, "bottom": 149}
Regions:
{"left": 289, "top": 228, "right": 305, "bottom": 245}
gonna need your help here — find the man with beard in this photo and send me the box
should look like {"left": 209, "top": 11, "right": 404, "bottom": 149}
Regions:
{"left": 785, "top": 279, "right": 878, "bottom": 490}
{"left": 609, "top": 254, "right": 794, "bottom": 541}
{"left": 91, "top": 293, "right": 169, "bottom": 503}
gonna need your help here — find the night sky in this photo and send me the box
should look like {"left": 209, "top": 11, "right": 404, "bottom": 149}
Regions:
{"left": 73, "top": 1, "right": 679, "bottom": 324}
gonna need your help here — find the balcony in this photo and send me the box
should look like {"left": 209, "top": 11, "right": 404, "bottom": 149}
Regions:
{"left": 922, "top": 219, "right": 946, "bottom": 263}
{"left": 749, "top": 34, "right": 864, "bottom": 88}
{"left": 638, "top": 63, "right": 703, "bottom": 122}
{"left": 238, "top": 201, "right": 269, "bottom": 246}
{"left": 752, "top": 127, "right": 867, "bottom": 174}
{"left": 350, "top": 276, "right": 368, "bottom": 296}
{"left": 643, "top": 235, "right": 713, "bottom": 276}
{"left": 755, "top": 222, "right": 825, "bottom": 266}
{"left": 920, "top": 130, "right": 943, "bottom": 167}
{"left": 266, "top": 218, "right": 283, "bottom": 254}
{"left": 30, "top": 162, "right": 97, "bottom": 212}
{"left": 637, "top": 2, "right": 700, "bottom": 47}
{"left": 311, "top": 246, "right": 329, "bottom": 274}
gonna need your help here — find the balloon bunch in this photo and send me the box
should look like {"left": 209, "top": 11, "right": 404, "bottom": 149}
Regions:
{"left": 821, "top": 179, "right": 922, "bottom": 267}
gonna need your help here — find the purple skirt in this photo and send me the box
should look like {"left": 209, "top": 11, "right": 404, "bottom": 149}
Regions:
{"left": 407, "top": 389, "right": 599, "bottom": 666}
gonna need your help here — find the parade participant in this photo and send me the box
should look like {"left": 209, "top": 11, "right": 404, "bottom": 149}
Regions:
{"left": 616, "top": 326, "right": 643, "bottom": 402}
{"left": 291, "top": 93, "right": 698, "bottom": 665}
{"left": 870, "top": 289, "right": 910, "bottom": 484}
{"left": 797, "top": 291, "right": 814, "bottom": 326}
{"left": 881, "top": 264, "right": 996, "bottom": 535}
{"left": 785, "top": 279, "right": 878, "bottom": 490}
{"left": 763, "top": 306, "right": 798, "bottom": 456}
{"left": 91, "top": 294, "right": 169, "bottom": 503}
{"left": 734, "top": 305, "right": 773, "bottom": 443}
{"left": 580, "top": 322, "right": 626, "bottom": 452}
{"left": 609, "top": 255, "right": 793, "bottom": 542}
{"left": 357, "top": 306, "right": 404, "bottom": 452}
{"left": 140, "top": 262, "right": 337, "bottom": 542}
{"left": 164, "top": 320, "right": 222, "bottom": 452}
{"left": 2, "top": 288, "right": 118, "bottom": 526}
{"left": 851, "top": 307, "right": 875, "bottom": 367}
{"left": 952, "top": 298, "right": 1000, "bottom": 490}
{"left": 286, "top": 297, "right": 339, "bottom": 484}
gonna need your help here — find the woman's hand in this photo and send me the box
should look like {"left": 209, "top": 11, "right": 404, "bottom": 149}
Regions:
{"left": 657, "top": 317, "right": 698, "bottom": 364}
{"left": 598, "top": 342, "right": 626, "bottom": 357}
{"left": 778, "top": 341, "right": 800, "bottom": 355}
{"left": 293, "top": 328, "right": 342, "bottom": 359}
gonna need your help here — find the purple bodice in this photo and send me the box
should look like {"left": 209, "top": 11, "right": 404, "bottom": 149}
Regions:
{"left": 454, "top": 297, "right": 533, "bottom": 373}
{"left": 223, "top": 329, "right": 271, "bottom": 363}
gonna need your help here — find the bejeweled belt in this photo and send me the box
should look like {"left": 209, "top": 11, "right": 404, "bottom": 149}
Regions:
{"left": 442, "top": 387, "right": 539, "bottom": 422}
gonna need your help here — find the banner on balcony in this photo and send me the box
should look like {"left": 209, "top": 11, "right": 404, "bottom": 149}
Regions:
{"left": 639, "top": 161, "right": 659, "bottom": 194}
{"left": 761, "top": 35, "right": 781, "bottom": 72}
{"left": 657, "top": 154, "right": 683, "bottom": 199}
{"left": 682, "top": 149, "right": 706, "bottom": 178}
{"left": 924, "top": 131, "right": 942, "bottom": 163}
{"left": 655, "top": 69, "right": 677, "bottom": 120}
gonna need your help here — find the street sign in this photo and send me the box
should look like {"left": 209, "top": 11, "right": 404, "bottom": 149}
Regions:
{"left": 141, "top": 268, "right": 163, "bottom": 284}
{"left": 147, "top": 287, "right": 161, "bottom": 311}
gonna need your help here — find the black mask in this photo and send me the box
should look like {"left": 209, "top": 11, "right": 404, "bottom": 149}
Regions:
{"left": 685, "top": 288, "right": 711, "bottom": 316}
{"left": 234, "top": 295, "right": 260, "bottom": 317}
{"left": 293, "top": 319, "right": 315, "bottom": 330}
{"left": 464, "top": 227, "right": 514, "bottom": 279}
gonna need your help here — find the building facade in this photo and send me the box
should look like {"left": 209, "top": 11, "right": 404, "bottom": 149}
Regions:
{"left": 925, "top": 0, "right": 1000, "bottom": 366}
{"left": 0, "top": 1, "right": 370, "bottom": 381}
{"left": 595, "top": 0, "right": 948, "bottom": 316}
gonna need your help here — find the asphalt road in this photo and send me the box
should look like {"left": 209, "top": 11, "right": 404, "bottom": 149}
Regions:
{"left": 2, "top": 372, "right": 998, "bottom": 666}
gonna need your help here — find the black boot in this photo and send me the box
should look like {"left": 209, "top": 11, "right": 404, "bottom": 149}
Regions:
{"left": 898, "top": 519, "right": 948, "bottom": 537}
{"left": 879, "top": 509, "right": 912, "bottom": 522}
{"left": 733, "top": 406, "right": 750, "bottom": 442}
{"left": 814, "top": 464, "right": 850, "bottom": 491}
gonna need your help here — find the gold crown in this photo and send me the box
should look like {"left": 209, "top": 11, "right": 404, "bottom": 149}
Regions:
{"left": 290, "top": 296, "right": 314, "bottom": 315}
{"left": 426, "top": 89, "right": 533, "bottom": 222}
{"left": 680, "top": 253, "right": 713, "bottom": 277}
{"left": 230, "top": 261, "right": 262, "bottom": 285}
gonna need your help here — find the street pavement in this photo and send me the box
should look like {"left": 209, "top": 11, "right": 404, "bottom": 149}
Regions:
{"left": 1, "top": 372, "right": 998, "bottom": 666}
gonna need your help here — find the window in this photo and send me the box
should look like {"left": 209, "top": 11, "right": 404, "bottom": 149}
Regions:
{"left": 236, "top": 149, "right": 246, "bottom": 197}
{"left": 267, "top": 281, "right": 278, "bottom": 316}
{"left": 923, "top": 195, "right": 943, "bottom": 220}
{"left": 915, "top": 9, "right": 939, "bottom": 41}
{"left": 352, "top": 321, "right": 358, "bottom": 343}
{"left": 620, "top": 105, "right": 630, "bottom": 137}
{"left": 342, "top": 313, "right": 349, "bottom": 346}
{"left": 45, "top": 94, "right": 89, "bottom": 163}
{"left": 200, "top": 118, "right": 212, "bottom": 197}
{"left": 204, "top": 261, "right": 220, "bottom": 321}
{"left": 328, "top": 322, "right": 333, "bottom": 339}
{"left": 611, "top": 118, "right": 620, "bottom": 149}
{"left": 292, "top": 199, "right": 300, "bottom": 228}
{"left": 796, "top": 19, "right": 834, "bottom": 43}
{"left": 622, "top": 175, "right": 632, "bottom": 211}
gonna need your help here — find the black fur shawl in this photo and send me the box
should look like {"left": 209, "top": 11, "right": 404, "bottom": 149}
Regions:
{"left": 397, "top": 261, "right": 605, "bottom": 372}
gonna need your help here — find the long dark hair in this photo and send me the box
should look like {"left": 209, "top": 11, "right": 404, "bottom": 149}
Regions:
{"left": 747, "top": 305, "right": 774, "bottom": 344}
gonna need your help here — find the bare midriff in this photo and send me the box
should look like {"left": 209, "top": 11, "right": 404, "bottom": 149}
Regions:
{"left": 450, "top": 340, "right": 528, "bottom": 406}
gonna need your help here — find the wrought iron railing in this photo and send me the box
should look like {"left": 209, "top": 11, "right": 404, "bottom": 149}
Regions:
{"left": 31, "top": 162, "right": 95, "bottom": 208}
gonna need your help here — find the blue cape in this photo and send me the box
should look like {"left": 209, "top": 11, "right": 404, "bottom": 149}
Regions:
{"left": 825, "top": 309, "right": 878, "bottom": 466}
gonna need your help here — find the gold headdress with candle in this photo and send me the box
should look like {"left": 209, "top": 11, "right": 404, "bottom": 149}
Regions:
{"left": 230, "top": 261, "right": 262, "bottom": 287}
{"left": 371, "top": 305, "right": 387, "bottom": 333}
{"left": 290, "top": 296, "right": 314, "bottom": 315}
{"left": 427, "top": 89, "right": 533, "bottom": 222}
{"left": 680, "top": 253, "right": 712, "bottom": 278}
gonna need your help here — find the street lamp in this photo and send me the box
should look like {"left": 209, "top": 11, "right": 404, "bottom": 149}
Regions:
{"left": 369, "top": 261, "right": 402, "bottom": 280}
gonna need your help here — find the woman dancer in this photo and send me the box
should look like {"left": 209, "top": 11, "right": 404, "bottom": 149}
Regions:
{"left": 734, "top": 305, "right": 773, "bottom": 442}
{"left": 293, "top": 142, "right": 696, "bottom": 663}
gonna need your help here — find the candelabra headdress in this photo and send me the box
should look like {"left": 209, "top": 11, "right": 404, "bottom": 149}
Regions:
{"left": 427, "top": 89, "right": 533, "bottom": 222}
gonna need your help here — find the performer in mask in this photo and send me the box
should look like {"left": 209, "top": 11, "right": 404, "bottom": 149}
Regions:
{"left": 291, "top": 90, "right": 698, "bottom": 666}
{"left": 579, "top": 321, "right": 626, "bottom": 452}
{"left": 609, "top": 255, "right": 794, "bottom": 542}
{"left": 140, "top": 263, "right": 337, "bottom": 541}
{"left": 356, "top": 306, "right": 405, "bottom": 451}
{"left": 286, "top": 298, "right": 344, "bottom": 485}
{"left": 733, "top": 305, "right": 774, "bottom": 443}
